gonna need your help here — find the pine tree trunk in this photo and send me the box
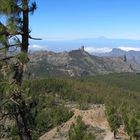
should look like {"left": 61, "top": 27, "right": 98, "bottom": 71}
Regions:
{"left": 14, "top": 100, "right": 32, "bottom": 140}
{"left": 15, "top": 1, "right": 31, "bottom": 140}
{"left": 21, "top": 0, "right": 29, "bottom": 53}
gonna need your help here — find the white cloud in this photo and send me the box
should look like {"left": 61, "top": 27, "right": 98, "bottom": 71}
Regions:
{"left": 85, "top": 46, "right": 140, "bottom": 54}
{"left": 85, "top": 47, "right": 112, "bottom": 53}
{"left": 118, "top": 46, "right": 140, "bottom": 51}
{"left": 29, "top": 44, "right": 48, "bottom": 50}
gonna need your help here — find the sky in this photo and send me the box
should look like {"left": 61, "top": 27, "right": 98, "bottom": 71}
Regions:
{"left": 29, "top": 0, "right": 140, "bottom": 52}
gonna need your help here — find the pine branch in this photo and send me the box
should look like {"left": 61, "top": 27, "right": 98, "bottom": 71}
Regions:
{"left": 0, "top": 31, "right": 23, "bottom": 36}
{"left": 9, "top": 43, "right": 21, "bottom": 47}
{"left": 29, "top": 1, "right": 37, "bottom": 15}
{"left": 0, "top": 43, "right": 21, "bottom": 50}
{"left": 10, "top": 98, "right": 20, "bottom": 106}
{"left": 0, "top": 31, "right": 9, "bottom": 36}
{"left": 29, "top": 35, "right": 42, "bottom": 40}
{"left": 0, "top": 56, "right": 14, "bottom": 61}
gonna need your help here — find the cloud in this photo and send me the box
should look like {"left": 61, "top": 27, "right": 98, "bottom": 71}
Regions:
{"left": 29, "top": 44, "right": 48, "bottom": 51}
{"left": 85, "top": 47, "right": 112, "bottom": 53}
{"left": 85, "top": 46, "right": 140, "bottom": 54}
{"left": 118, "top": 46, "right": 140, "bottom": 51}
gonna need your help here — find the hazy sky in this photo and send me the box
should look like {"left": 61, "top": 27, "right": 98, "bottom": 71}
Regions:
{"left": 30, "top": 0, "right": 140, "bottom": 40}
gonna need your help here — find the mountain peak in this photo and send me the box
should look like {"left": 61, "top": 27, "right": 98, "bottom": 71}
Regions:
{"left": 111, "top": 48, "right": 125, "bottom": 53}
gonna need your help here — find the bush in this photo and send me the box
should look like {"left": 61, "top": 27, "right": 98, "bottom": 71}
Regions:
{"left": 69, "top": 116, "right": 95, "bottom": 140}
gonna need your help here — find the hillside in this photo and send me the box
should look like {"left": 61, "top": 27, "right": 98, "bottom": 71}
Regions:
{"left": 40, "top": 104, "right": 129, "bottom": 140}
{"left": 28, "top": 48, "right": 140, "bottom": 77}
{"left": 21, "top": 72, "right": 140, "bottom": 140}
{"left": 1, "top": 73, "right": 140, "bottom": 139}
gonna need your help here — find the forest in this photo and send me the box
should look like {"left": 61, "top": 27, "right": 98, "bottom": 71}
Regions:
{"left": 1, "top": 72, "right": 140, "bottom": 139}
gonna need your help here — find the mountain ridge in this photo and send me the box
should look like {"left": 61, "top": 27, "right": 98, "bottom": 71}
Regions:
{"left": 96, "top": 48, "right": 140, "bottom": 64}
{"left": 28, "top": 48, "right": 140, "bottom": 77}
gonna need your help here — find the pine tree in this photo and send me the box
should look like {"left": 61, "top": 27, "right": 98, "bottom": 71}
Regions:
{"left": 0, "top": 1, "right": 39, "bottom": 140}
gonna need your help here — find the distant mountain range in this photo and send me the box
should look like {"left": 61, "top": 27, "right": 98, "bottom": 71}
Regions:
{"left": 29, "top": 48, "right": 140, "bottom": 77}
{"left": 30, "top": 37, "right": 140, "bottom": 52}
{"left": 96, "top": 48, "right": 140, "bottom": 64}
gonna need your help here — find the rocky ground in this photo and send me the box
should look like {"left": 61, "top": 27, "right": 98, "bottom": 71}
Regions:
{"left": 40, "top": 104, "right": 129, "bottom": 140}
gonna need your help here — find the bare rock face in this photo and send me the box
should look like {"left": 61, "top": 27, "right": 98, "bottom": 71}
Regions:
{"left": 29, "top": 49, "right": 140, "bottom": 77}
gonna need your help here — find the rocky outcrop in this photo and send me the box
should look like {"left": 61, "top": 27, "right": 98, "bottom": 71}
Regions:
{"left": 29, "top": 49, "right": 140, "bottom": 77}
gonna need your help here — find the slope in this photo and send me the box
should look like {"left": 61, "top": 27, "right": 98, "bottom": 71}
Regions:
{"left": 40, "top": 104, "right": 128, "bottom": 140}
{"left": 28, "top": 49, "right": 140, "bottom": 77}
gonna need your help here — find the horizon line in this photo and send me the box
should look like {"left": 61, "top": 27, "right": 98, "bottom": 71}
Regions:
{"left": 34, "top": 36, "right": 140, "bottom": 42}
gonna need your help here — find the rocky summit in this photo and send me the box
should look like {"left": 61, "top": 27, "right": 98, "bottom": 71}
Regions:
{"left": 29, "top": 48, "right": 140, "bottom": 77}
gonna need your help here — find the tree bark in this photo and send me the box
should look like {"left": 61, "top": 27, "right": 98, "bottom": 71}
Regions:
{"left": 21, "top": 0, "right": 29, "bottom": 53}
{"left": 15, "top": 1, "right": 32, "bottom": 140}
{"left": 14, "top": 99, "right": 32, "bottom": 140}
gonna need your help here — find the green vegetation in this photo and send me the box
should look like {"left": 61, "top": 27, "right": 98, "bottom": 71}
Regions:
{"left": 1, "top": 67, "right": 140, "bottom": 139}
{"left": 21, "top": 72, "right": 140, "bottom": 139}
{"left": 69, "top": 116, "right": 95, "bottom": 140}
{"left": 92, "top": 73, "right": 140, "bottom": 92}
{"left": 0, "top": 77, "right": 73, "bottom": 139}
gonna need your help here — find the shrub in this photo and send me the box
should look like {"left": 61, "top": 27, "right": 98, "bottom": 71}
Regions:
{"left": 69, "top": 116, "right": 95, "bottom": 140}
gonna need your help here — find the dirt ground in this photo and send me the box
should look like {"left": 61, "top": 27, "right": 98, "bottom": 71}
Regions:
{"left": 40, "top": 105, "right": 129, "bottom": 140}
